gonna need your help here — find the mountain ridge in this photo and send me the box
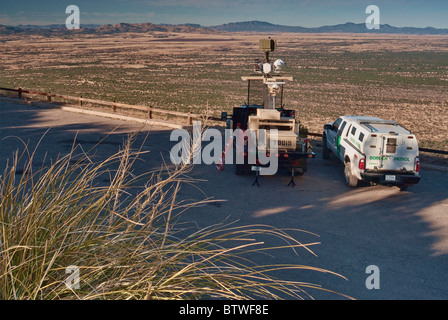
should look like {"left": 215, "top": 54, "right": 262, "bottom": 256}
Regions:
{"left": 1, "top": 20, "right": 448, "bottom": 35}
{"left": 210, "top": 20, "right": 448, "bottom": 34}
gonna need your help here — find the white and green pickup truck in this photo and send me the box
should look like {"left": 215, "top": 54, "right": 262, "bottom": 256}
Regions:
{"left": 322, "top": 115, "right": 421, "bottom": 190}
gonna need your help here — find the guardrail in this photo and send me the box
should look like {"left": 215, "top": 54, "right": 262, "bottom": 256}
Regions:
{"left": 1, "top": 86, "right": 447, "bottom": 156}
{"left": 419, "top": 148, "right": 448, "bottom": 155}
{"left": 0, "top": 86, "right": 223, "bottom": 125}
{"left": 305, "top": 132, "right": 448, "bottom": 155}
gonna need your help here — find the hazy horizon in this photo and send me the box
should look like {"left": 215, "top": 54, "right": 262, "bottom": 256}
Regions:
{"left": 3, "top": 20, "right": 448, "bottom": 30}
{"left": 0, "top": 0, "right": 447, "bottom": 29}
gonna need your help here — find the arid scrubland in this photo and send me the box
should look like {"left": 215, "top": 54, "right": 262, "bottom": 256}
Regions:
{"left": 1, "top": 32, "right": 447, "bottom": 150}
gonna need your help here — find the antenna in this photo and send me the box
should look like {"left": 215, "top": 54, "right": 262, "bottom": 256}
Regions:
{"left": 260, "top": 38, "right": 276, "bottom": 62}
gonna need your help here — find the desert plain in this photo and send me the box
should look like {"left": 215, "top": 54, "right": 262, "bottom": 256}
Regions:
{"left": 1, "top": 31, "right": 447, "bottom": 151}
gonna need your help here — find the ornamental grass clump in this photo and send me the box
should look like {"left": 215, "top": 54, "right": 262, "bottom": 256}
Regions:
{"left": 0, "top": 133, "right": 349, "bottom": 300}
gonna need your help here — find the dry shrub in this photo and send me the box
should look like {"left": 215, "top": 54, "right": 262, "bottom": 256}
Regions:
{"left": 0, "top": 132, "right": 350, "bottom": 300}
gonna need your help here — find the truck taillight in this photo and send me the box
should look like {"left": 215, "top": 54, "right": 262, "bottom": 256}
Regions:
{"left": 359, "top": 158, "right": 365, "bottom": 170}
{"left": 415, "top": 158, "right": 420, "bottom": 172}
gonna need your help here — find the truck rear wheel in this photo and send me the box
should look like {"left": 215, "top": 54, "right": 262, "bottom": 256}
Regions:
{"left": 344, "top": 162, "right": 359, "bottom": 188}
{"left": 235, "top": 163, "right": 250, "bottom": 175}
{"left": 234, "top": 139, "right": 250, "bottom": 175}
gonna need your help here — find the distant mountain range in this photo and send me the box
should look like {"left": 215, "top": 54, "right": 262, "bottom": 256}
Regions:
{"left": 211, "top": 21, "right": 448, "bottom": 34}
{"left": 1, "top": 20, "right": 448, "bottom": 35}
{"left": 0, "top": 22, "right": 215, "bottom": 36}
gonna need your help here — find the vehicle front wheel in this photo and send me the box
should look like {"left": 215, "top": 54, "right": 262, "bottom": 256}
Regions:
{"left": 344, "top": 162, "right": 359, "bottom": 188}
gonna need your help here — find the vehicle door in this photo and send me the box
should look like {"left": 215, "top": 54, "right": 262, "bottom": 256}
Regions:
{"left": 336, "top": 120, "right": 347, "bottom": 161}
{"left": 327, "top": 118, "right": 342, "bottom": 154}
{"left": 380, "top": 134, "right": 416, "bottom": 171}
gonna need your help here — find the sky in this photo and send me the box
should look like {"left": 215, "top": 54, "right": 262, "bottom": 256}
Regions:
{"left": 0, "top": 0, "right": 447, "bottom": 28}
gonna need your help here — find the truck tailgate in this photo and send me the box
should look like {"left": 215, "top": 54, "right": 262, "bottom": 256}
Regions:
{"left": 366, "top": 134, "right": 417, "bottom": 171}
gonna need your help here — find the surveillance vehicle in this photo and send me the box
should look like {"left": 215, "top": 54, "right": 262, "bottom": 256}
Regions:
{"left": 322, "top": 115, "right": 421, "bottom": 190}
{"left": 220, "top": 39, "right": 314, "bottom": 186}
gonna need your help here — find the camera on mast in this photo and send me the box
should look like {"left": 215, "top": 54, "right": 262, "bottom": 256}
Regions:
{"left": 254, "top": 38, "right": 286, "bottom": 75}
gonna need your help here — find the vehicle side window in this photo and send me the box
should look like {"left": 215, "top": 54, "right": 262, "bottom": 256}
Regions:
{"left": 359, "top": 132, "right": 365, "bottom": 142}
{"left": 332, "top": 118, "right": 342, "bottom": 132}
{"left": 351, "top": 126, "right": 357, "bottom": 136}
{"left": 338, "top": 121, "right": 347, "bottom": 136}
{"left": 346, "top": 125, "right": 352, "bottom": 137}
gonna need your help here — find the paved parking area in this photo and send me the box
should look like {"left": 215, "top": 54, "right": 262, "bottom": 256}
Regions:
{"left": 2, "top": 97, "right": 448, "bottom": 299}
